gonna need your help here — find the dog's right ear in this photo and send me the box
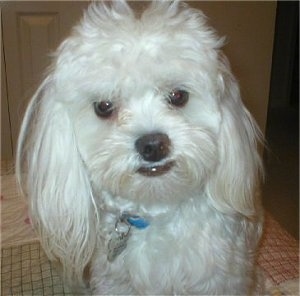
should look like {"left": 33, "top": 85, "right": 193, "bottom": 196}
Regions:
{"left": 16, "top": 75, "right": 97, "bottom": 287}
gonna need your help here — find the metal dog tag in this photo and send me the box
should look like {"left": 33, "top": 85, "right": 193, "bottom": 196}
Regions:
{"left": 107, "top": 213, "right": 134, "bottom": 262}
{"left": 107, "top": 233, "right": 129, "bottom": 262}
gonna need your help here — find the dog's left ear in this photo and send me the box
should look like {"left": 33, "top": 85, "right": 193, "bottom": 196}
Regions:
{"left": 207, "top": 55, "right": 263, "bottom": 218}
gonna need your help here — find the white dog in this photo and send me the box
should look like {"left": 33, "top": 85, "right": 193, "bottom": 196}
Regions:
{"left": 17, "top": 1, "right": 264, "bottom": 294}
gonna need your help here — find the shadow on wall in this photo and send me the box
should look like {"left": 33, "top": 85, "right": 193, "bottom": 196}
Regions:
{"left": 263, "top": 1, "right": 299, "bottom": 239}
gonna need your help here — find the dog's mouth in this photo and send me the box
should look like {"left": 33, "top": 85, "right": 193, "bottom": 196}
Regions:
{"left": 137, "top": 161, "right": 175, "bottom": 177}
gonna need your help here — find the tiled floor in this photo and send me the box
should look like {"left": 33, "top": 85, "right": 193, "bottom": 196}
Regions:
{"left": 262, "top": 106, "right": 299, "bottom": 239}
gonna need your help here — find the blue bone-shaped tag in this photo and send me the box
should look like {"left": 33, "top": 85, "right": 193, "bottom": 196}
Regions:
{"left": 126, "top": 215, "right": 150, "bottom": 229}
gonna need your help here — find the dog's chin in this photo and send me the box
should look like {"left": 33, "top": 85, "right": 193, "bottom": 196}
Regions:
{"left": 90, "top": 154, "right": 208, "bottom": 205}
{"left": 137, "top": 161, "right": 175, "bottom": 177}
{"left": 125, "top": 159, "right": 205, "bottom": 204}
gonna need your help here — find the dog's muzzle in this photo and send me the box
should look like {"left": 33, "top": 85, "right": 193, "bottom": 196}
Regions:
{"left": 135, "top": 132, "right": 174, "bottom": 176}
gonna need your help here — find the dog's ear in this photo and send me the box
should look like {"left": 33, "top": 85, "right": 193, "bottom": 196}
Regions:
{"left": 207, "top": 55, "right": 263, "bottom": 218}
{"left": 16, "top": 76, "right": 97, "bottom": 287}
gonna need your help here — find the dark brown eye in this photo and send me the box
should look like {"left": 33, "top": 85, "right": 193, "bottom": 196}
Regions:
{"left": 168, "top": 90, "right": 189, "bottom": 107}
{"left": 93, "top": 101, "right": 114, "bottom": 118}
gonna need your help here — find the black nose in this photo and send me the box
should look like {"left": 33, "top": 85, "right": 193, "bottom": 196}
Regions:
{"left": 135, "top": 133, "right": 171, "bottom": 162}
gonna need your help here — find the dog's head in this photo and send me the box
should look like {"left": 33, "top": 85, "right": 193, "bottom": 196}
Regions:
{"left": 17, "top": 0, "right": 262, "bottom": 285}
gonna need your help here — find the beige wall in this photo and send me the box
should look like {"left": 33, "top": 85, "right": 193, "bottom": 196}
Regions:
{"left": 189, "top": 1, "right": 277, "bottom": 135}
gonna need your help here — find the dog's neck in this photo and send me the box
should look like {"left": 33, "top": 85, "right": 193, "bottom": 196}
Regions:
{"left": 98, "top": 190, "right": 181, "bottom": 218}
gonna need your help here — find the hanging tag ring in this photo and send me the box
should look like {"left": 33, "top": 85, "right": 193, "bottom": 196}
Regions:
{"left": 115, "top": 216, "right": 131, "bottom": 237}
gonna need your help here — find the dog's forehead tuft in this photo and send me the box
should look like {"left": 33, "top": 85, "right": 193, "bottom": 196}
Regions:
{"left": 52, "top": 1, "right": 224, "bottom": 102}
{"left": 71, "top": 1, "right": 222, "bottom": 59}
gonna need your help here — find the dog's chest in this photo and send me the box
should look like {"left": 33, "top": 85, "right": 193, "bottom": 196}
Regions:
{"left": 109, "top": 211, "right": 215, "bottom": 264}
{"left": 101, "top": 203, "right": 236, "bottom": 265}
{"left": 93, "top": 208, "right": 259, "bottom": 294}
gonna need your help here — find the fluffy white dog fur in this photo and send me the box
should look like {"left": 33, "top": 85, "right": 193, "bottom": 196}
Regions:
{"left": 17, "top": 1, "right": 264, "bottom": 294}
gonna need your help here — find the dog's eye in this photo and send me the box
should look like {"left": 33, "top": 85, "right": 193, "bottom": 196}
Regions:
{"left": 93, "top": 101, "right": 114, "bottom": 118}
{"left": 168, "top": 90, "right": 189, "bottom": 107}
